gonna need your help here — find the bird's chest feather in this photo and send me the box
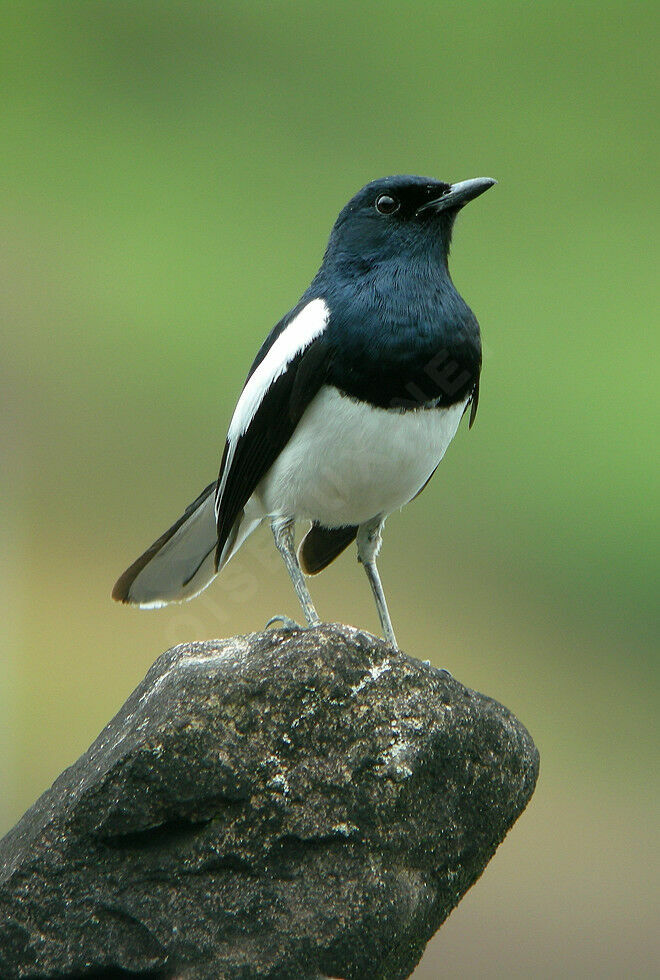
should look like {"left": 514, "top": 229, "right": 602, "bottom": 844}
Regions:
{"left": 322, "top": 270, "right": 481, "bottom": 411}
{"left": 257, "top": 386, "right": 467, "bottom": 526}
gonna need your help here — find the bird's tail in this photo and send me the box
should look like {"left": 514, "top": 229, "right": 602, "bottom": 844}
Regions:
{"left": 112, "top": 482, "right": 259, "bottom": 607}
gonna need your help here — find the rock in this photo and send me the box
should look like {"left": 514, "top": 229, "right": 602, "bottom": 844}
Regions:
{"left": 0, "top": 624, "right": 539, "bottom": 979}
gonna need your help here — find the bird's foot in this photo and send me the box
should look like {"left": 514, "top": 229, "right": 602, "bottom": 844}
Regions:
{"left": 265, "top": 614, "right": 302, "bottom": 632}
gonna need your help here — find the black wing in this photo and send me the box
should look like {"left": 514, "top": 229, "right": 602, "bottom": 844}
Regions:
{"left": 214, "top": 335, "right": 331, "bottom": 567}
{"left": 298, "top": 522, "right": 358, "bottom": 575}
{"left": 468, "top": 378, "right": 479, "bottom": 427}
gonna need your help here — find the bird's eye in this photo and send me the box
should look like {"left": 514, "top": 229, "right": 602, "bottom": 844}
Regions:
{"left": 375, "top": 194, "right": 399, "bottom": 215}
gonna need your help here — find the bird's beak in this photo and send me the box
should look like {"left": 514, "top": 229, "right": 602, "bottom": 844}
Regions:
{"left": 416, "top": 177, "right": 497, "bottom": 215}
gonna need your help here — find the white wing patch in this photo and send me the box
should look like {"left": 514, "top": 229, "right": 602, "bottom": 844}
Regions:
{"left": 228, "top": 298, "right": 329, "bottom": 441}
{"left": 216, "top": 298, "right": 330, "bottom": 519}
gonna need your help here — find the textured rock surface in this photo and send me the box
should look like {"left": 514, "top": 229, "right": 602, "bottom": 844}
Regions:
{"left": 0, "top": 624, "right": 538, "bottom": 979}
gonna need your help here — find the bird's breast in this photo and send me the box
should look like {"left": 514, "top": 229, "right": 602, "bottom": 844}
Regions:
{"left": 324, "top": 292, "right": 481, "bottom": 411}
{"left": 256, "top": 385, "right": 467, "bottom": 527}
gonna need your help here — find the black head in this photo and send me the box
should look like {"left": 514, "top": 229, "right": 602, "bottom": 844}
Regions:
{"left": 325, "top": 174, "right": 496, "bottom": 268}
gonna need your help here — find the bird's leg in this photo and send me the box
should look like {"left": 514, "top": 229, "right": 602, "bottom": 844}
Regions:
{"left": 357, "top": 516, "right": 397, "bottom": 648}
{"left": 271, "top": 517, "right": 320, "bottom": 628}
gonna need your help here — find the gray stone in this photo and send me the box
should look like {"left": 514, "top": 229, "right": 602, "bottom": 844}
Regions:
{"left": 0, "top": 624, "right": 539, "bottom": 979}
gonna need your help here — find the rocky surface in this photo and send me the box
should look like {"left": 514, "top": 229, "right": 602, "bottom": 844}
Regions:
{"left": 0, "top": 624, "right": 539, "bottom": 979}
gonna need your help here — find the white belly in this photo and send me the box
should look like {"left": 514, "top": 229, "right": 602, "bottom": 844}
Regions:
{"left": 256, "top": 385, "right": 467, "bottom": 527}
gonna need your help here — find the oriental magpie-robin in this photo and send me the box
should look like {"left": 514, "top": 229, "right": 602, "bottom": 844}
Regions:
{"left": 113, "top": 174, "right": 496, "bottom": 648}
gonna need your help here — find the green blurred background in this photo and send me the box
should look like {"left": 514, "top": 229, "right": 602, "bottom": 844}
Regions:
{"left": 1, "top": 1, "right": 658, "bottom": 975}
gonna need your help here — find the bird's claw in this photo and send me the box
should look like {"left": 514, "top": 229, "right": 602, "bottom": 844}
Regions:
{"left": 265, "top": 614, "right": 301, "bottom": 632}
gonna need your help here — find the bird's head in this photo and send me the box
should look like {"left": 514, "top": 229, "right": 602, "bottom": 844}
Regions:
{"left": 324, "top": 174, "right": 496, "bottom": 270}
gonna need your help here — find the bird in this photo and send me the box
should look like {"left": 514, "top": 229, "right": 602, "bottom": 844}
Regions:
{"left": 113, "top": 174, "right": 495, "bottom": 648}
